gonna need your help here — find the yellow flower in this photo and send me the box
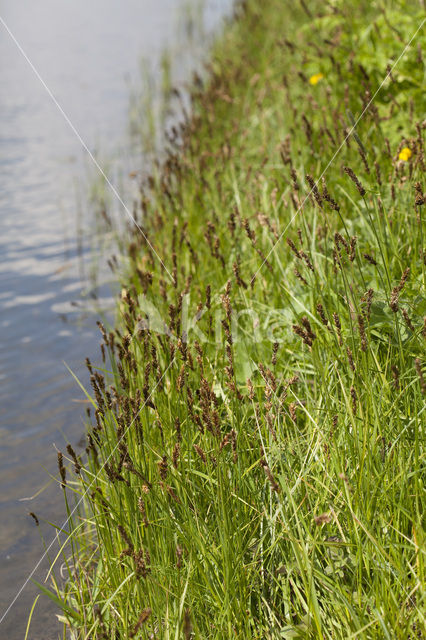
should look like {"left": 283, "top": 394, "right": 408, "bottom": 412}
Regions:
{"left": 398, "top": 147, "right": 412, "bottom": 161}
{"left": 309, "top": 73, "right": 324, "bottom": 85}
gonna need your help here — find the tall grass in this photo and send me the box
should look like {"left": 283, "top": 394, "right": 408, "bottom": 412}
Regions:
{"left": 35, "top": 0, "right": 425, "bottom": 637}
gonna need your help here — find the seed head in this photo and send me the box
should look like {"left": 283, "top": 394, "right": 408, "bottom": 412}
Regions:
{"left": 357, "top": 314, "right": 367, "bottom": 351}
{"left": 193, "top": 444, "right": 207, "bottom": 463}
{"left": 316, "top": 302, "right": 329, "bottom": 327}
{"left": 294, "top": 268, "right": 308, "bottom": 285}
{"left": 57, "top": 452, "right": 66, "bottom": 488}
{"left": 172, "top": 442, "right": 181, "bottom": 469}
{"left": 306, "top": 174, "right": 323, "bottom": 207}
{"left": 414, "top": 182, "right": 425, "bottom": 206}
{"left": 390, "top": 288, "right": 399, "bottom": 313}
{"left": 183, "top": 609, "right": 192, "bottom": 640}
{"left": 314, "top": 512, "right": 331, "bottom": 526}
{"left": 333, "top": 313, "right": 342, "bottom": 346}
{"left": 272, "top": 342, "right": 279, "bottom": 366}
{"left": 363, "top": 253, "right": 377, "bottom": 266}
{"left": 260, "top": 458, "right": 280, "bottom": 492}
{"left": 247, "top": 377, "right": 255, "bottom": 400}
{"left": 361, "top": 288, "right": 374, "bottom": 320}
{"left": 157, "top": 455, "right": 168, "bottom": 481}
{"left": 129, "top": 609, "right": 152, "bottom": 638}
{"left": 66, "top": 444, "right": 81, "bottom": 475}
{"left": 346, "top": 347, "right": 356, "bottom": 372}
{"left": 391, "top": 365, "right": 400, "bottom": 390}
{"left": 349, "top": 236, "right": 357, "bottom": 262}
{"left": 343, "top": 166, "right": 366, "bottom": 196}
{"left": 415, "top": 358, "right": 425, "bottom": 394}
{"left": 29, "top": 512, "right": 39, "bottom": 526}
{"left": 402, "top": 309, "right": 415, "bottom": 332}
{"left": 286, "top": 237, "right": 300, "bottom": 258}
{"left": 350, "top": 386, "right": 357, "bottom": 414}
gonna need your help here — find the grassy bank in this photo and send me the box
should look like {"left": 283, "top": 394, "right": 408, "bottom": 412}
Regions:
{"left": 41, "top": 0, "right": 425, "bottom": 637}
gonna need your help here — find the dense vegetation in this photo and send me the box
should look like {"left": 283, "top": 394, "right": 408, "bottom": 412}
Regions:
{"left": 40, "top": 0, "right": 425, "bottom": 637}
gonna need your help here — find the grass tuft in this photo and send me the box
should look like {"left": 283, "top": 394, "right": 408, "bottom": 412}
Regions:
{"left": 36, "top": 0, "right": 425, "bottom": 637}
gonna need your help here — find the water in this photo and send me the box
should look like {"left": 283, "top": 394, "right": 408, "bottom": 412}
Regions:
{"left": 0, "top": 1, "right": 232, "bottom": 637}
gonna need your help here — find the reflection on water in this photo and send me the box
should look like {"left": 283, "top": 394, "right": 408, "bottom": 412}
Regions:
{"left": 0, "top": 1, "right": 232, "bottom": 637}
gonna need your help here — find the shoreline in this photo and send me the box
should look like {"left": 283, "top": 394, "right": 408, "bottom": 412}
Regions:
{"left": 40, "top": 0, "right": 425, "bottom": 637}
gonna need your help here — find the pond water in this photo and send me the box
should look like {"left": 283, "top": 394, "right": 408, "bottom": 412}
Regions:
{"left": 0, "top": 1, "right": 232, "bottom": 637}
